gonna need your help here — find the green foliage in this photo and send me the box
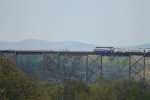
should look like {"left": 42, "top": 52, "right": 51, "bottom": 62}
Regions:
{"left": 48, "top": 80, "right": 89, "bottom": 100}
{"left": 1, "top": 57, "right": 150, "bottom": 100}
{"left": 0, "top": 58, "right": 50, "bottom": 100}
{"left": 111, "top": 80, "right": 143, "bottom": 100}
{"left": 46, "top": 79, "right": 150, "bottom": 100}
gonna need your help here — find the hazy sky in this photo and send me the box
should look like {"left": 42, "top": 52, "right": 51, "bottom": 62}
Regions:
{"left": 0, "top": 0, "right": 150, "bottom": 46}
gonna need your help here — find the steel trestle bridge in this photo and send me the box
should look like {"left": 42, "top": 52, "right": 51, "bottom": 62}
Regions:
{"left": 1, "top": 50, "right": 150, "bottom": 84}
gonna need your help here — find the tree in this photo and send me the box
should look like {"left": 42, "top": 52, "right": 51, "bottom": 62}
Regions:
{"left": 0, "top": 58, "right": 50, "bottom": 100}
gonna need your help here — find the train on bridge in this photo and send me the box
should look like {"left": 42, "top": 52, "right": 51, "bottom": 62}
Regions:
{"left": 93, "top": 47, "right": 150, "bottom": 54}
{"left": 1, "top": 47, "right": 150, "bottom": 56}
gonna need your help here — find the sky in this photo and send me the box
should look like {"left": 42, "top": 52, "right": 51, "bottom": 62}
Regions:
{"left": 0, "top": 0, "right": 150, "bottom": 46}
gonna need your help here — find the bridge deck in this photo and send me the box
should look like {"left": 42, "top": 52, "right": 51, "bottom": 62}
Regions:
{"left": 1, "top": 50, "right": 150, "bottom": 57}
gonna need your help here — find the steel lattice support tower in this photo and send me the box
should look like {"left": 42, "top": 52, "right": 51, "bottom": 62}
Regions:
{"left": 129, "top": 54, "right": 146, "bottom": 83}
{"left": 85, "top": 55, "right": 103, "bottom": 83}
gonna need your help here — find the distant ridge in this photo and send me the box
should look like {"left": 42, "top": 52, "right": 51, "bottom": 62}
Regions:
{"left": 0, "top": 39, "right": 149, "bottom": 50}
{"left": 0, "top": 39, "right": 97, "bottom": 51}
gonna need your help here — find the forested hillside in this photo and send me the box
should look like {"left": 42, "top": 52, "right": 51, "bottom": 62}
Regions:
{"left": 0, "top": 58, "right": 50, "bottom": 100}
{"left": 1, "top": 58, "right": 150, "bottom": 100}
